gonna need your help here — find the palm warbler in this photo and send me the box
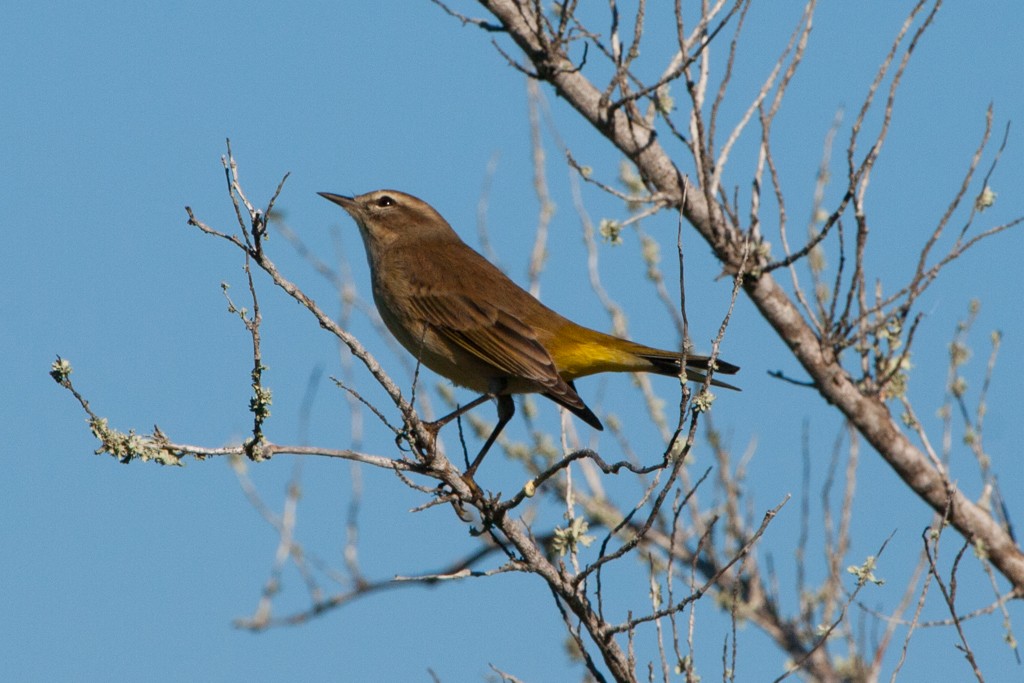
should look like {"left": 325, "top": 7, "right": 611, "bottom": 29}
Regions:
{"left": 320, "top": 189, "right": 739, "bottom": 472}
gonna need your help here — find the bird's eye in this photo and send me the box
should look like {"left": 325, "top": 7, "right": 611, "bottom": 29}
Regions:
{"left": 376, "top": 195, "right": 395, "bottom": 207}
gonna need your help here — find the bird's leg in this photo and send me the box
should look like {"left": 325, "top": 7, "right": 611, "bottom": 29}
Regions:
{"left": 419, "top": 380, "right": 512, "bottom": 480}
{"left": 425, "top": 393, "right": 494, "bottom": 433}
{"left": 406, "top": 395, "right": 495, "bottom": 461}
{"left": 465, "top": 394, "right": 515, "bottom": 478}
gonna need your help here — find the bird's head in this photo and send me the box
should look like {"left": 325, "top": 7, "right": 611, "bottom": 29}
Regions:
{"left": 319, "top": 189, "right": 458, "bottom": 253}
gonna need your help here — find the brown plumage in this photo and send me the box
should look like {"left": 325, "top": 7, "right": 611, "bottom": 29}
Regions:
{"left": 320, "top": 189, "right": 739, "bottom": 472}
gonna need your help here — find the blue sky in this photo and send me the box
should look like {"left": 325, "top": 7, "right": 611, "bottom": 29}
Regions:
{"left": 3, "top": 2, "right": 1023, "bottom": 681}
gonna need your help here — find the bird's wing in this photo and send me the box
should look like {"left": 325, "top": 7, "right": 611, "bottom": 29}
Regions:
{"left": 410, "top": 292, "right": 601, "bottom": 428}
{"left": 409, "top": 292, "right": 565, "bottom": 392}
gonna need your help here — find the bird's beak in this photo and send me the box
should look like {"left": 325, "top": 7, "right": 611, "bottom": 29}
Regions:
{"left": 318, "top": 191, "right": 356, "bottom": 211}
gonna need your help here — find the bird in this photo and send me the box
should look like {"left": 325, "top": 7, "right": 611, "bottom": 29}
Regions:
{"left": 320, "top": 189, "right": 739, "bottom": 475}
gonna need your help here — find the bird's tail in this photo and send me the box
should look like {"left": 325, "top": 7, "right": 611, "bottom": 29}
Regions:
{"left": 634, "top": 348, "right": 741, "bottom": 391}
{"left": 550, "top": 325, "right": 741, "bottom": 390}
